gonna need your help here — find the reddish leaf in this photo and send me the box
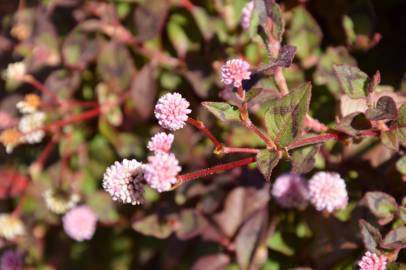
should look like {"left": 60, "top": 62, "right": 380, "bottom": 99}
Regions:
{"left": 192, "top": 253, "right": 230, "bottom": 270}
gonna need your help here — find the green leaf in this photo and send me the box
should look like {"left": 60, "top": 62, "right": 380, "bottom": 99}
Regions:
{"left": 254, "top": 0, "right": 285, "bottom": 42}
{"left": 365, "top": 192, "right": 398, "bottom": 225}
{"left": 333, "top": 64, "right": 369, "bottom": 98}
{"left": 264, "top": 82, "right": 311, "bottom": 147}
{"left": 359, "top": 219, "right": 382, "bottom": 253}
{"left": 132, "top": 214, "right": 173, "bottom": 239}
{"left": 290, "top": 144, "right": 320, "bottom": 174}
{"left": 396, "top": 156, "right": 406, "bottom": 175}
{"left": 287, "top": 6, "right": 322, "bottom": 61}
{"left": 382, "top": 226, "right": 406, "bottom": 249}
{"left": 256, "top": 150, "right": 279, "bottom": 181}
{"left": 167, "top": 14, "right": 191, "bottom": 58}
{"left": 267, "top": 230, "right": 294, "bottom": 256}
{"left": 175, "top": 210, "right": 206, "bottom": 240}
{"left": 366, "top": 96, "right": 398, "bottom": 121}
{"left": 381, "top": 130, "right": 399, "bottom": 151}
{"left": 202, "top": 102, "right": 241, "bottom": 122}
{"left": 398, "top": 104, "right": 406, "bottom": 146}
{"left": 87, "top": 192, "right": 119, "bottom": 223}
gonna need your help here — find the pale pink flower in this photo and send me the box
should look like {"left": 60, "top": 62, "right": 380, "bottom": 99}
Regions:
{"left": 241, "top": 1, "right": 254, "bottom": 29}
{"left": 147, "top": 132, "right": 174, "bottom": 153}
{"left": 154, "top": 93, "right": 191, "bottom": 131}
{"left": 221, "top": 59, "right": 251, "bottom": 88}
{"left": 102, "top": 159, "right": 145, "bottom": 205}
{"left": 62, "top": 205, "right": 97, "bottom": 241}
{"left": 271, "top": 173, "right": 309, "bottom": 209}
{"left": 358, "top": 251, "right": 387, "bottom": 270}
{"left": 0, "top": 250, "right": 23, "bottom": 270}
{"left": 308, "top": 172, "right": 348, "bottom": 213}
{"left": 144, "top": 152, "right": 181, "bottom": 192}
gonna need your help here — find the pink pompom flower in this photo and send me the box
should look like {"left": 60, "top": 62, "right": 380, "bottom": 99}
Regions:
{"left": 144, "top": 152, "right": 181, "bottom": 192}
{"left": 241, "top": 1, "right": 254, "bottom": 29}
{"left": 308, "top": 171, "right": 348, "bottom": 213}
{"left": 221, "top": 59, "right": 251, "bottom": 88}
{"left": 154, "top": 93, "right": 191, "bottom": 131}
{"left": 102, "top": 159, "right": 145, "bottom": 205}
{"left": 358, "top": 251, "right": 387, "bottom": 270}
{"left": 0, "top": 250, "right": 23, "bottom": 270}
{"left": 147, "top": 132, "right": 174, "bottom": 153}
{"left": 62, "top": 205, "right": 97, "bottom": 242}
{"left": 271, "top": 173, "right": 309, "bottom": 209}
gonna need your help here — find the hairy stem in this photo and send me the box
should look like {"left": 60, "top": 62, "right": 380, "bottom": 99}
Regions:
{"left": 187, "top": 117, "right": 224, "bottom": 152}
{"left": 223, "top": 147, "right": 260, "bottom": 154}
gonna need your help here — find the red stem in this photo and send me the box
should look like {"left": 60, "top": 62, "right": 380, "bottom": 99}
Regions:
{"left": 43, "top": 107, "right": 102, "bottom": 132}
{"left": 176, "top": 156, "right": 256, "bottom": 185}
{"left": 223, "top": 147, "right": 260, "bottom": 154}
{"left": 33, "top": 138, "right": 57, "bottom": 170}
{"left": 23, "top": 76, "right": 62, "bottom": 105}
{"left": 187, "top": 117, "right": 224, "bottom": 152}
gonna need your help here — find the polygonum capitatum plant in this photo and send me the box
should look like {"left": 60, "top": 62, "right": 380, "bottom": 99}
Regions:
{"left": 0, "top": 0, "right": 405, "bottom": 269}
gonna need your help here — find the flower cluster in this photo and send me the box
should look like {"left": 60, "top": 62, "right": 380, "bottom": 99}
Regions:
{"left": 0, "top": 129, "right": 23, "bottom": 154}
{"left": 308, "top": 172, "right": 348, "bottom": 213}
{"left": 18, "top": 111, "right": 46, "bottom": 144}
{"left": 43, "top": 188, "right": 80, "bottom": 214}
{"left": 241, "top": 1, "right": 254, "bottom": 29}
{"left": 147, "top": 132, "right": 174, "bottom": 153}
{"left": 62, "top": 205, "right": 98, "bottom": 241}
{"left": 358, "top": 251, "right": 387, "bottom": 270}
{"left": 221, "top": 59, "right": 251, "bottom": 88}
{"left": 144, "top": 153, "right": 181, "bottom": 192}
{"left": 154, "top": 92, "right": 191, "bottom": 131}
{"left": 2, "top": 62, "right": 26, "bottom": 81}
{"left": 271, "top": 173, "right": 309, "bottom": 209}
{"left": 16, "top": 94, "right": 41, "bottom": 114}
{"left": 0, "top": 214, "right": 25, "bottom": 240}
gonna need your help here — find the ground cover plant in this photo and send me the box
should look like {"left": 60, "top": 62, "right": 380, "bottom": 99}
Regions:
{"left": 0, "top": 0, "right": 405, "bottom": 269}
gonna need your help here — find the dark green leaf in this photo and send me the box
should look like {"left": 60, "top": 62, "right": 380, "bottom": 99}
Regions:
{"left": 132, "top": 214, "right": 173, "bottom": 239}
{"left": 87, "top": 192, "right": 119, "bottom": 223}
{"left": 365, "top": 192, "right": 398, "bottom": 225}
{"left": 396, "top": 156, "right": 406, "bottom": 175}
{"left": 256, "top": 150, "right": 279, "bottom": 181}
{"left": 202, "top": 102, "right": 241, "bottom": 122}
{"left": 264, "top": 82, "right": 311, "bottom": 147}
{"left": 133, "top": 0, "right": 169, "bottom": 41}
{"left": 382, "top": 226, "right": 406, "bottom": 249}
{"left": 254, "top": 0, "right": 285, "bottom": 43}
{"left": 366, "top": 96, "right": 398, "bottom": 120}
{"left": 175, "top": 210, "right": 206, "bottom": 240}
{"left": 359, "top": 219, "right": 382, "bottom": 253}
{"left": 333, "top": 64, "right": 369, "bottom": 98}
{"left": 290, "top": 144, "right": 320, "bottom": 174}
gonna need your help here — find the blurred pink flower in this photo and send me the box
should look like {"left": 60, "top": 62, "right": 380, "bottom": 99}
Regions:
{"left": 102, "top": 159, "right": 145, "bottom": 205}
{"left": 308, "top": 172, "right": 348, "bottom": 213}
{"left": 221, "top": 59, "right": 251, "bottom": 88}
{"left": 0, "top": 112, "right": 16, "bottom": 129}
{"left": 147, "top": 132, "right": 174, "bottom": 153}
{"left": 241, "top": 1, "right": 254, "bottom": 29}
{"left": 271, "top": 173, "right": 309, "bottom": 209}
{"left": 0, "top": 250, "right": 23, "bottom": 270}
{"left": 144, "top": 152, "right": 181, "bottom": 192}
{"left": 63, "top": 205, "right": 97, "bottom": 242}
{"left": 154, "top": 93, "right": 191, "bottom": 131}
{"left": 358, "top": 251, "right": 387, "bottom": 270}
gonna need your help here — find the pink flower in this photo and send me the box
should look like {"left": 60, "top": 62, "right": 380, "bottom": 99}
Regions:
{"left": 308, "top": 172, "right": 348, "bottom": 213}
{"left": 154, "top": 93, "right": 191, "bottom": 131}
{"left": 0, "top": 250, "right": 23, "bottom": 270}
{"left": 102, "top": 159, "right": 145, "bottom": 205}
{"left": 62, "top": 205, "right": 97, "bottom": 241}
{"left": 241, "top": 1, "right": 254, "bottom": 29}
{"left": 271, "top": 173, "right": 309, "bottom": 209}
{"left": 144, "top": 152, "right": 181, "bottom": 192}
{"left": 358, "top": 251, "right": 387, "bottom": 270}
{"left": 221, "top": 59, "right": 251, "bottom": 88}
{"left": 147, "top": 132, "right": 174, "bottom": 153}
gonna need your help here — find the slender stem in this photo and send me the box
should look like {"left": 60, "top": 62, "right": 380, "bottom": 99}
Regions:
{"left": 43, "top": 107, "right": 102, "bottom": 132}
{"left": 23, "top": 76, "right": 63, "bottom": 105}
{"left": 175, "top": 156, "right": 256, "bottom": 186}
{"left": 32, "top": 137, "right": 57, "bottom": 171}
{"left": 223, "top": 147, "right": 260, "bottom": 154}
{"left": 187, "top": 117, "right": 224, "bottom": 152}
{"left": 274, "top": 68, "right": 289, "bottom": 96}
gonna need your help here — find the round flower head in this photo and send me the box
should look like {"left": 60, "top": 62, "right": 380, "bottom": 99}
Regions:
{"left": 2, "top": 62, "right": 26, "bottom": 81}
{"left": 0, "top": 129, "right": 23, "bottom": 154}
{"left": 358, "top": 251, "right": 387, "bottom": 270}
{"left": 16, "top": 94, "right": 41, "bottom": 114}
{"left": 0, "top": 214, "right": 25, "bottom": 240}
{"left": 102, "top": 159, "right": 145, "bottom": 205}
{"left": 18, "top": 111, "right": 46, "bottom": 144}
{"left": 308, "top": 172, "right": 348, "bottom": 213}
{"left": 154, "top": 93, "right": 191, "bottom": 131}
{"left": 221, "top": 59, "right": 251, "bottom": 88}
{"left": 43, "top": 188, "right": 80, "bottom": 214}
{"left": 0, "top": 250, "right": 23, "bottom": 270}
{"left": 144, "top": 152, "right": 181, "bottom": 192}
{"left": 271, "top": 173, "right": 309, "bottom": 209}
{"left": 62, "top": 205, "right": 97, "bottom": 241}
{"left": 147, "top": 132, "right": 174, "bottom": 153}
{"left": 241, "top": 1, "right": 254, "bottom": 29}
